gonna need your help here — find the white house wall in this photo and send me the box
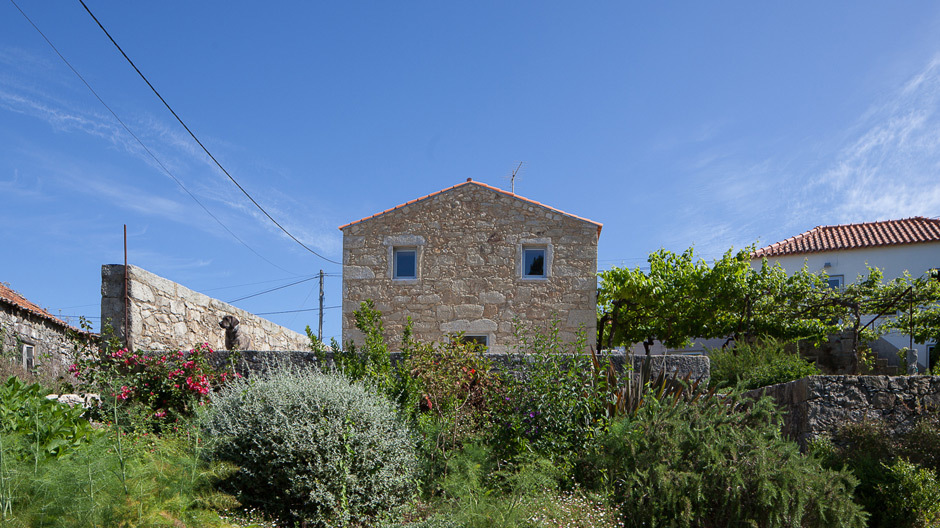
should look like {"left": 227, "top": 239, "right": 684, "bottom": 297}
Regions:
{"left": 753, "top": 242, "right": 940, "bottom": 369}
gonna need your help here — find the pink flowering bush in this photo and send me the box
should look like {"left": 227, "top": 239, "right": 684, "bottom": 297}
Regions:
{"left": 72, "top": 342, "right": 239, "bottom": 425}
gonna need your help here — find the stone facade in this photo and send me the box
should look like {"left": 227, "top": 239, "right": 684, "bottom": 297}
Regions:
{"left": 339, "top": 180, "right": 601, "bottom": 353}
{"left": 101, "top": 265, "right": 309, "bottom": 352}
{"left": 0, "top": 304, "right": 78, "bottom": 371}
{"left": 0, "top": 283, "right": 91, "bottom": 372}
{"left": 748, "top": 375, "right": 940, "bottom": 448}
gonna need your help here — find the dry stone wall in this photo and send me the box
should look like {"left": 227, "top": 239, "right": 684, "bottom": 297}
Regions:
{"left": 220, "top": 350, "right": 709, "bottom": 382}
{"left": 101, "top": 265, "right": 309, "bottom": 352}
{"left": 341, "top": 181, "right": 600, "bottom": 353}
{"left": 749, "top": 375, "right": 940, "bottom": 448}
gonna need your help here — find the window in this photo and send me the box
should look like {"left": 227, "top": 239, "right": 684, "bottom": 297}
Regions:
{"left": 523, "top": 247, "right": 546, "bottom": 278}
{"left": 826, "top": 275, "right": 844, "bottom": 290}
{"left": 393, "top": 248, "right": 417, "bottom": 279}
{"left": 454, "top": 334, "right": 489, "bottom": 349}
{"left": 930, "top": 345, "right": 939, "bottom": 372}
{"left": 22, "top": 344, "right": 35, "bottom": 371}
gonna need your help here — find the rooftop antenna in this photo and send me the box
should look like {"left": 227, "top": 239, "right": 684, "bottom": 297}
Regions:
{"left": 507, "top": 161, "right": 523, "bottom": 194}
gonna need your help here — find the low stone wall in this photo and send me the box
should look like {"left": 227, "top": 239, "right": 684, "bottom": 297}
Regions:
{"left": 101, "top": 265, "right": 309, "bottom": 352}
{"left": 747, "top": 375, "right": 940, "bottom": 448}
{"left": 215, "top": 350, "right": 710, "bottom": 382}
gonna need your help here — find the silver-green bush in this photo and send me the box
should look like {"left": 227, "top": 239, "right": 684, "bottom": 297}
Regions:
{"left": 202, "top": 366, "right": 417, "bottom": 527}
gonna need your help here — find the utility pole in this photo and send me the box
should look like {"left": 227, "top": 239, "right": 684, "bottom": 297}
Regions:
{"left": 318, "top": 269, "right": 324, "bottom": 341}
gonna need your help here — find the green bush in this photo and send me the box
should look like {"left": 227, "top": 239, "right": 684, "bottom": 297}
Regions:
{"left": 816, "top": 416, "right": 940, "bottom": 527}
{"left": 0, "top": 376, "right": 94, "bottom": 463}
{"left": 709, "top": 340, "right": 819, "bottom": 390}
{"left": 202, "top": 365, "right": 417, "bottom": 527}
{"left": 877, "top": 458, "right": 940, "bottom": 528}
{"left": 588, "top": 393, "right": 866, "bottom": 528}
{"left": 490, "top": 320, "right": 606, "bottom": 473}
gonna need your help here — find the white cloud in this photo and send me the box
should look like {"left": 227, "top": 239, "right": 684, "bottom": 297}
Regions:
{"left": 809, "top": 55, "right": 940, "bottom": 223}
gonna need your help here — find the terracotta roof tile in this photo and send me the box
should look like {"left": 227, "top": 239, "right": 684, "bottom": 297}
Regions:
{"left": 752, "top": 217, "right": 940, "bottom": 259}
{"left": 0, "top": 282, "right": 79, "bottom": 331}
{"left": 338, "top": 179, "right": 603, "bottom": 236}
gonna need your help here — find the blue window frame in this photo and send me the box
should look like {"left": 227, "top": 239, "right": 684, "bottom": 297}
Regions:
{"left": 523, "top": 247, "right": 546, "bottom": 278}
{"left": 394, "top": 248, "right": 417, "bottom": 279}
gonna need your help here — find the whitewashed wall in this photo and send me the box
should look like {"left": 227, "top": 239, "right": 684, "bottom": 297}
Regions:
{"left": 753, "top": 242, "right": 940, "bottom": 368}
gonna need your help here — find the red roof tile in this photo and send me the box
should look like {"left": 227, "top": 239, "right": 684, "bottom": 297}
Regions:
{"left": 752, "top": 217, "right": 940, "bottom": 259}
{"left": 338, "top": 179, "right": 603, "bottom": 236}
{"left": 0, "top": 282, "right": 78, "bottom": 331}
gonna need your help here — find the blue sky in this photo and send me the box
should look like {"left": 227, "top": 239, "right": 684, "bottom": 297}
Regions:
{"left": 3, "top": 2, "right": 940, "bottom": 343}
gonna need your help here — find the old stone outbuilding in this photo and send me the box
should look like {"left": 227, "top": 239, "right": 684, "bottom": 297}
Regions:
{"left": 339, "top": 179, "right": 601, "bottom": 353}
{"left": 0, "top": 282, "right": 93, "bottom": 372}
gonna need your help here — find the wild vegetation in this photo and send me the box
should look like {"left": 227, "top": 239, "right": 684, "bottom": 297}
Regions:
{"left": 4, "top": 243, "right": 940, "bottom": 526}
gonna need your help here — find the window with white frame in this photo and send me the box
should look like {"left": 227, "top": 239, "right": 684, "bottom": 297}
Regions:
{"left": 522, "top": 246, "right": 546, "bottom": 278}
{"left": 393, "top": 247, "right": 417, "bottom": 280}
{"left": 22, "top": 344, "right": 35, "bottom": 370}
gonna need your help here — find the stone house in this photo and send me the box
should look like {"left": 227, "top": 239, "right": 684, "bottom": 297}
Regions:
{"left": 752, "top": 216, "right": 940, "bottom": 369}
{"left": 0, "top": 282, "right": 93, "bottom": 372}
{"left": 339, "top": 179, "right": 602, "bottom": 353}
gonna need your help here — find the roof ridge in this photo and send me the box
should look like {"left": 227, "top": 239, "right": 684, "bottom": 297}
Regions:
{"left": 338, "top": 179, "right": 603, "bottom": 233}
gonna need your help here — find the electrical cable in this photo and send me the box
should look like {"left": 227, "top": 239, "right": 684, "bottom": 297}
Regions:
{"left": 202, "top": 275, "right": 318, "bottom": 292}
{"left": 256, "top": 305, "right": 341, "bottom": 316}
{"left": 78, "top": 0, "right": 342, "bottom": 266}
{"left": 228, "top": 276, "right": 319, "bottom": 303}
{"left": 9, "top": 0, "right": 300, "bottom": 276}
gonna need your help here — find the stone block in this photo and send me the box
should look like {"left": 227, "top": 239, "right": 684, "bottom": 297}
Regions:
{"left": 455, "top": 304, "right": 484, "bottom": 319}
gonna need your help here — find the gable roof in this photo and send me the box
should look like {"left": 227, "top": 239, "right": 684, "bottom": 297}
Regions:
{"left": 752, "top": 216, "right": 940, "bottom": 259}
{"left": 0, "top": 282, "right": 77, "bottom": 331}
{"left": 338, "top": 179, "right": 603, "bottom": 236}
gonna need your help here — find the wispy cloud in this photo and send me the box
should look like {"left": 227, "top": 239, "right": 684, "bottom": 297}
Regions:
{"left": 807, "top": 55, "right": 940, "bottom": 223}
{"left": 0, "top": 54, "right": 343, "bottom": 259}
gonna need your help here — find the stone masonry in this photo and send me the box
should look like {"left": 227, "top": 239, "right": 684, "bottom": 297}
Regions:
{"left": 749, "top": 375, "right": 940, "bottom": 448}
{"left": 101, "top": 265, "right": 309, "bottom": 352}
{"left": 340, "top": 180, "right": 601, "bottom": 353}
{"left": 0, "top": 282, "right": 93, "bottom": 373}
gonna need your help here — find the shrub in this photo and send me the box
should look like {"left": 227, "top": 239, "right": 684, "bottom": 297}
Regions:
{"left": 709, "top": 339, "right": 819, "bottom": 390}
{"left": 72, "top": 342, "right": 239, "bottom": 427}
{"left": 877, "top": 458, "right": 940, "bottom": 528}
{"left": 816, "top": 416, "right": 940, "bottom": 527}
{"left": 490, "top": 319, "right": 607, "bottom": 472}
{"left": 0, "top": 376, "right": 95, "bottom": 463}
{"left": 589, "top": 393, "right": 867, "bottom": 528}
{"left": 202, "top": 365, "right": 417, "bottom": 527}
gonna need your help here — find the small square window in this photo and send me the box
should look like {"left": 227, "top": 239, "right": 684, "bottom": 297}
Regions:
{"left": 523, "top": 247, "right": 546, "bottom": 278}
{"left": 394, "top": 248, "right": 417, "bottom": 279}
{"left": 453, "top": 334, "right": 489, "bottom": 349}
{"left": 826, "top": 275, "right": 844, "bottom": 290}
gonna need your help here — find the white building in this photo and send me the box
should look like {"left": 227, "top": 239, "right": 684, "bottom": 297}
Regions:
{"left": 752, "top": 217, "right": 940, "bottom": 369}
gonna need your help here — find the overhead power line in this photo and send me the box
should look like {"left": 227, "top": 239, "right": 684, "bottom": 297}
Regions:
{"left": 256, "top": 305, "right": 341, "bottom": 316}
{"left": 9, "top": 0, "right": 299, "bottom": 276}
{"left": 228, "top": 276, "right": 320, "bottom": 304}
{"left": 78, "top": 0, "right": 341, "bottom": 266}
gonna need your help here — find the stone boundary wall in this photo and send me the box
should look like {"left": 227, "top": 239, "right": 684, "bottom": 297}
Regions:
{"left": 210, "top": 350, "right": 710, "bottom": 381}
{"left": 101, "top": 265, "right": 309, "bottom": 352}
{"left": 747, "top": 375, "right": 940, "bottom": 448}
